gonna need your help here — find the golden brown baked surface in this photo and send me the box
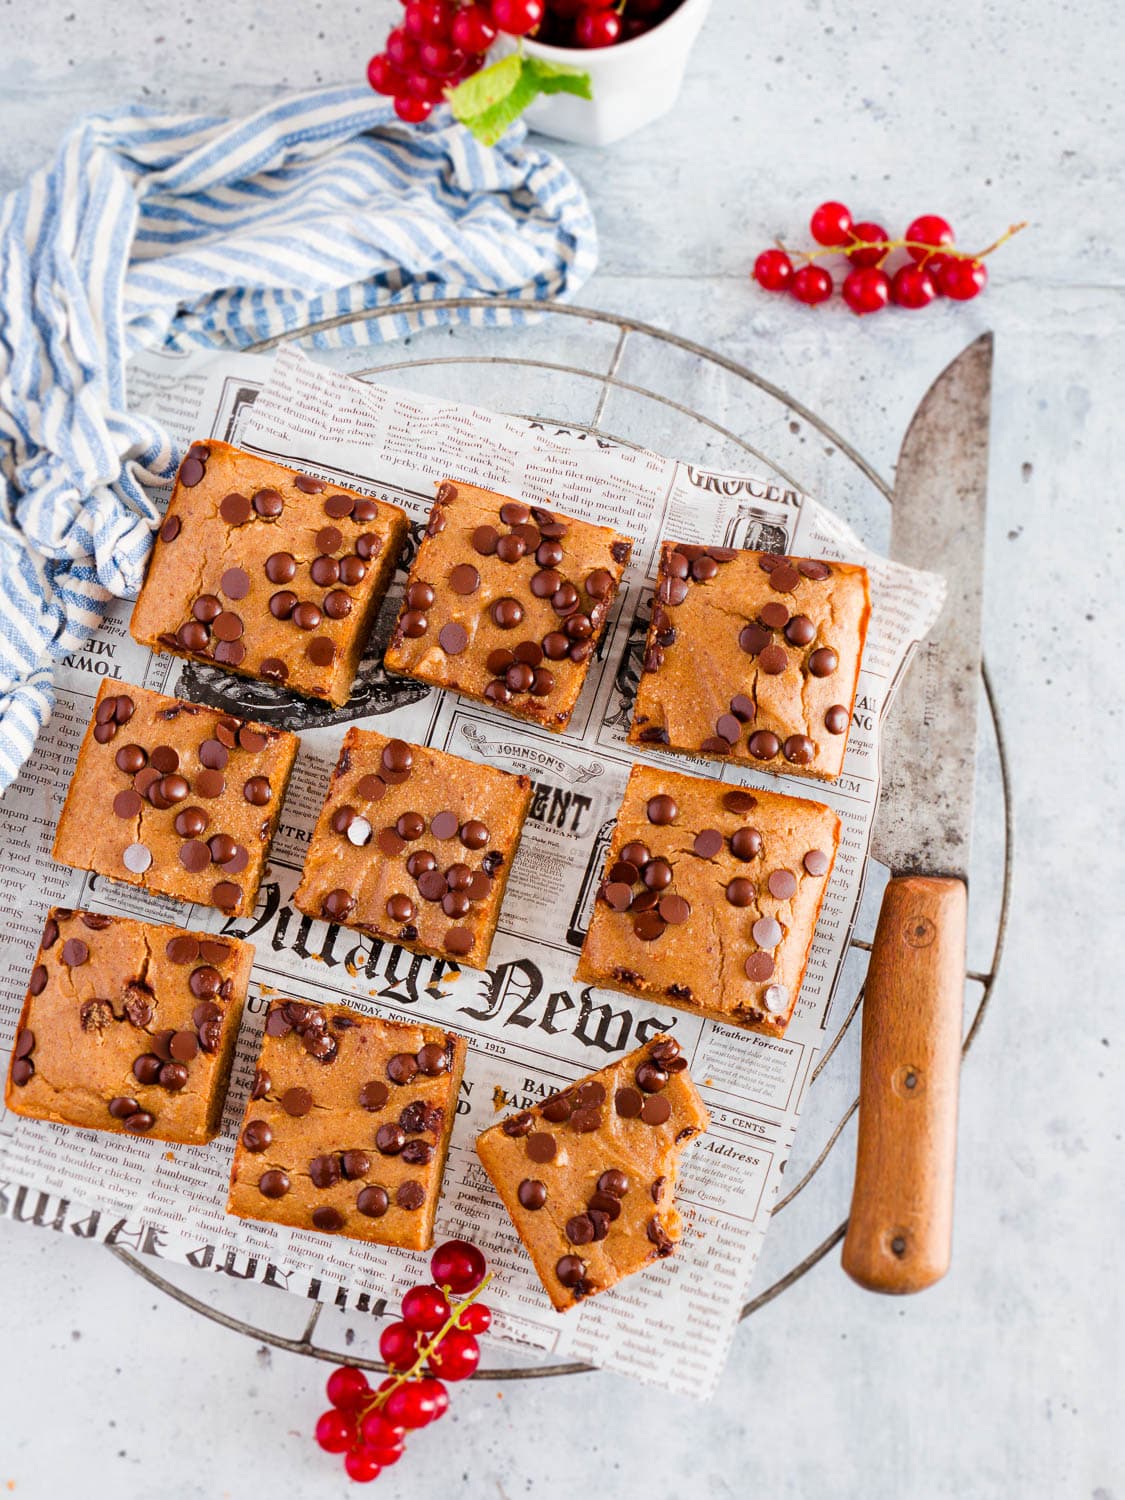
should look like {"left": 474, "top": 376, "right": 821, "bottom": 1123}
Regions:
{"left": 628, "top": 543, "right": 870, "bottom": 781}
{"left": 4, "top": 909, "right": 252, "bottom": 1145}
{"left": 575, "top": 762, "right": 840, "bottom": 1036}
{"left": 52, "top": 680, "right": 298, "bottom": 917}
{"left": 226, "top": 999, "right": 466, "bottom": 1250}
{"left": 131, "top": 440, "right": 408, "bottom": 706}
{"left": 384, "top": 479, "right": 632, "bottom": 731}
{"left": 294, "top": 728, "right": 531, "bottom": 971}
{"left": 476, "top": 1033, "right": 709, "bottom": 1311}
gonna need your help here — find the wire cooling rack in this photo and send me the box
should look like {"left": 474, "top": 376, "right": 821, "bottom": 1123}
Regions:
{"left": 112, "top": 299, "right": 1011, "bottom": 1380}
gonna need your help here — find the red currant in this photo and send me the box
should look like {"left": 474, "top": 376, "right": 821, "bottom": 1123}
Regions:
{"left": 918, "top": 249, "right": 954, "bottom": 286}
{"left": 890, "top": 264, "right": 937, "bottom": 309}
{"left": 905, "top": 214, "right": 954, "bottom": 262}
{"left": 405, "top": 1, "right": 453, "bottom": 40}
{"left": 385, "top": 1377, "right": 447, "bottom": 1429}
{"left": 753, "top": 249, "right": 793, "bottom": 292}
{"left": 360, "top": 1411, "right": 406, "bottom": 1449}
{"left": 419, "top": 40, "right": 464, "bottom": 76}
{"left": 427, "top": 1379, "right": 450, "bottom": 1420}
{"left": 427, "top": 1328, "right": 480, "bottom": 1382}
{"left": 457, "top": 1301, "right": 492, "bottom": 1335}
{"left": 790, "top": 265, "right": 833, "bottom": 305}
{"left": 575, "top": 7, "right": 622, "bottom": 45}
{"left": 405, "top": 69, "right": 447, "bottom": 101}
{"left": 937, "top": 256, "right": 987, "bottom": 300}
{"left": 367, "top": 54, "right": 406, "bottom": 95}
{"left": 452, "top": 4, "right": 497, "bottom": 50}
{"left": 842, "top": 266, "right": 890, "bottom": 315}
{"left": 810, "top": 201, "right": 853, "bottom": 247}
{"left": 394, "top": 94, "right": 434, "bottom": 122}
{"left": 550, "top": 0, "right": 585, "bottom": 13}
{"left": 315, "top": 1408, "right": 355, "bottom": 1453}
{"left": 847, "top": 221, "right": 888, "bottom": 268}
{"left": 401, "top": 1284, "right": 450, "bottom": 1332}
{"left": 343, "top": 1448, "right": 383, "bottom": 1484}
{"left": 386, "top": 28, "right": 418, "bottom": 68}
{"left": 430, "top": 1241, "right": 487, "bottom": 1294}
{"left": 456, "top": 52, "right": 486, "bottom": 78}
{"left": 490, "top": 0, "right": 544, "bottom": 34}
{"left": 379, "top": 1321, "right": 422, "bottom": 1371}
{"left": 327, "top": 1366, "right": 371, "bottom": 1411}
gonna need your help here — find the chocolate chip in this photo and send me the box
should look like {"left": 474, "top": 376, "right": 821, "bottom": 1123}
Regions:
{"left": 641, "top": 1095, "right": 672, "bottom": 1126}
{"left": 577, "top": 1081, "right": 606, "bottom": 1107}
{"left": 472, "top": 524, "right": 499, "bottom": 555}
{"left": 642, "top": 858, "right": 673, "bottom": 890}
{"left": 376, "top": 1123, "right": 406, "bottom": 1155}
{"left": 292, "top": 602, "right": 322, "bottom": 631}
{"left": 113, "top": 788, "right": 143, "bottom": 819}
{"left": 799, "top": 559, "right": 831, "bottom": 580}
{"left": 258, "top": 1170, "right": 290, "bottom": 1199}
{"left": 357, "top": 1185, "right": 389, "bottom": 1217}
{"left": 250, "top": 1068, "right": 271, "bottom": 1102}
{"left": 556, "top": 1255, "right": 587, "bottom": 1288}
{"left": 61, "top": 938, "right": 88, "bottom": 967}
{"left": 14, "top": 1028, "right": 35, "bottom": 1059}
{"left": 416, "top": 1041, "right": 450, "bottom": 1076}
{"left": 115, "top": 744, "right": 147, "bottom": 773}
{"left": 324, "top": 494, "right": 356, "bottom": 519}
{"left": 397, "top": 1181, "right": 426, "bottom": 1210}
{"left": 749, "top": 730, "right": 781, "bottom": 760}
{"left": 458, "top": 820, "right": 489, "bottom": 851}
{"left": 658, "top": 893, "right": 691, "bottom": 924}
{"left": 715, "top": 713, "right": 742, "bottom": 744}
{"left": 598, "top": 1168, "right": 629, "bottom": 1197}
{"left": 825, "top": 705, "right": 849, "bottom": 734}
{"left": 769, "top": 563, "right": 800, "bottom": 592}
{"left": 356, "top": 531, "right": 381, "bottom": 559}
{"left": 311, "top": 556, "right": 339, "bottom": 587}
{"left": 278, "top": 1086, "right": 313, "bottom": 1119}
{"left": 160, "top": 515, "right": 181, "bottom": 543}
{"left": 589, "top": 1192, "right": 621, "bottom": 1221}
{"left": 739, "top": 623, "right": 770, "bottom": 655}
{"left": 395, "top": 811, "right": 425, "bottom": 842}
{"left": 804, "top": 849, "right": 830, "bottom": 877}
{"left": 387, "top": 1053, "right": 418, "bottom": 1086}
{"left": 744, "top": 951, "right": 775, "bottom": 981}
{"left": 759, "top": 643, "right": 788, "bottom": 675}
{"left": 357, "top": 774, "right": 387, "bottom": 801}
{"left": 541, "top": 1092, "right": 573, "bottom": 1123}
{"left": 571, "top": 1106, "right": 602, "bottom": 1132}
{"left": 526, "top": 1131, "right": 557, "bottom": 1163}
{"left": 503, "top": 1112, "right": 534, "bottom": 1137}
{"left": 241, "top": 1120, "right": 272, "bottom": 1153}
{"left": 519, "top": 1179, "right": 547, "bottom": 1209}
{"left": 726, "top": 878, "right": 754, "bottom": 907}
{"left": 322, "top": 889, "right": 355, "bottom": 921}
{"left": 690, "top": 828, "right": 723, "bottom": 861}
{"left": 122, "top": 1111, "right": 155, "bottom": 1134}
{"left": 784, "top": 735, "right": 815, "bottom": 764}
{"left": 269, "top": 590, "right": 297, "bottom": 621}
{"left": 566, "top": 1214, "right": 595, "bottom": 1245}
{"left": 107, "top": 1095, "right": 139, "bottom": 1121}
{"left": 768, "top": 869, "right": 798, "bottom": 899}
{"left": 358, "top": 1079, "right": 390, "bottom": 1112}
{"left": 212, "top": 611, "right": 244, "bottom": 642}
{"left": 180, "top": 454, "right": 205, "bottom": 487}
{"left": 763, "top": 985, "right": 789, "bottom": 1014}
{"left": 295, "top": 474, "right": 326, "bottom": 494}
{"left": 636, "top": 1060, "right": 669, "bottom": 1093}
{"left": 159, "top": 1059, "right": 188, "bottom": 1090}
{"left": 28, "top": 965, "right": 47, "bottom": 995}
{"left": 491, "top": 598, "right": 524, "bottom": 630}
{"left": 614, "top": 1085, "right": 643, "bottom": 1118}
{"left": 760, "top": 601, "right": 789, "bottom": 630}
{"left": 752, "top": 916, "right": 783, "bottom": 948}
{"left": 646, "top": 795, "right": 677, "bottom": 825}
{"left": 585, "top": 567, "right": 614, "bottom": 599}
{"left": 808, "top": 647, "right": 838, "bottom": 677}
{"left": 634, "top": 911, "right": 666, "bottom": 941}
{"left": 659, "top": 576, "right": 688, "bottom": 606}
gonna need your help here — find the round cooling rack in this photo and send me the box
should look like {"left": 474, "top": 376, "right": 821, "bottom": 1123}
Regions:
{"left": 112, "top": 299, "right": 1012, "bottom": 1381}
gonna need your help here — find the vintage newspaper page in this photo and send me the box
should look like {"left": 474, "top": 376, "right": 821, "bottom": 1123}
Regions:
{"left": 0, "top": 345, "right": 945, "bottom": 1397}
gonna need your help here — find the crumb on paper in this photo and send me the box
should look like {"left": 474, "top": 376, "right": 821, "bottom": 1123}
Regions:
{"left": 491, "top": 1085, "right": 507, "bottom": 1112}
{"left": 164, "top": 1152, "right": 175, "bottom": 1162}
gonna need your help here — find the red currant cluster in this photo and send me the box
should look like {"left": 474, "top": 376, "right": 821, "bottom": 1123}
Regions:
{"left": 314, "top": 1239, "right": 490, "bottom": 1484}
{"left": 367, "top": 0, "right": 683, "bottom": 121}
{"left": 753, "top": 202, "right": 1026, "bottom": 316}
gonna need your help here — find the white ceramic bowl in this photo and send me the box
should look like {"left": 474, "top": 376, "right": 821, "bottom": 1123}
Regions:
{"left": 501, "top": 0, "right": 712, "bottom": 147}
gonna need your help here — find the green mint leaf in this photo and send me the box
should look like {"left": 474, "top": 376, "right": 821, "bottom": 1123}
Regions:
{"left": 459, "top": 63, "right": 544, "bottom": 147}
{"left": 448, "top": 51, "right": 524, "bottom": 123}
{"left": 525, "top": 56, "right": 593, "bottom": 99}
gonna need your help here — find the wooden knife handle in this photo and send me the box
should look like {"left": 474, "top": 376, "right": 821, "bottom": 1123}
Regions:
{"left": 842, "top": 875, "right": 966, "bottom": 1294}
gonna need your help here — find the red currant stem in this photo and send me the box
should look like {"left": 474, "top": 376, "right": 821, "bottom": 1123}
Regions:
{"left": 356, "top": 1272, "right": 494, "bottom": 1426}
{"left": 786, "top": 221, "right": 1028, "bottom": 266}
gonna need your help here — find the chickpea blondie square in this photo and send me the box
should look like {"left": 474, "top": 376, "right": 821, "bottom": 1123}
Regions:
{"left": 575, "top": 763, "right": 840, "bottom": 1037}
{"left": 131, "top": 440, "right": 408, "bottom": 706}
{"left": 294, "top": 728, "right": 531, "bottom": 971}
{"left": 476, "top": 1033, "right": 709, "bottom": 1311}
{"left": 628, "top": 543, "right": 870, "bottom": 781}
{"left": 383, "top": 479, "right": 632, "bottom": 731}
{"left": 5, "top": 909, "right": 253, "bottom": 1145}
{"left": 53, "top": 681, "right": 298, "bottom": 917}
{"left": 227, "top": 998, "right": 467, "bottom": 1250}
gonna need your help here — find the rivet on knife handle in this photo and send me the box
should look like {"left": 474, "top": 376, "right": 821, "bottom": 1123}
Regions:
{"left": 842, "top": 875, "right": 966, "bottom": 1294}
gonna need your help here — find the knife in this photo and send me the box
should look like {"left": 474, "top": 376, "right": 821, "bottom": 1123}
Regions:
{"left": 841, "top": 333, "right": 992, "bottom": 1294}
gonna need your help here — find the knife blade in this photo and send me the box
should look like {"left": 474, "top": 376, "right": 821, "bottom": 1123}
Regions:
{"left": 841, "top": 333, "right": 992, "bottom": 1295}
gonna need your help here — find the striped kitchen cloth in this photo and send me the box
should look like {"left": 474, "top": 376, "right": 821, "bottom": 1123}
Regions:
{"left": 0, "top": 85, "right": 597, "bottom": 789}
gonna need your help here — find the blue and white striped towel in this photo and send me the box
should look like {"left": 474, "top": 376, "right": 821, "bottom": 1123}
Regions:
{"left": 0, "top": 85, "right": 597, "bottom": 789}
